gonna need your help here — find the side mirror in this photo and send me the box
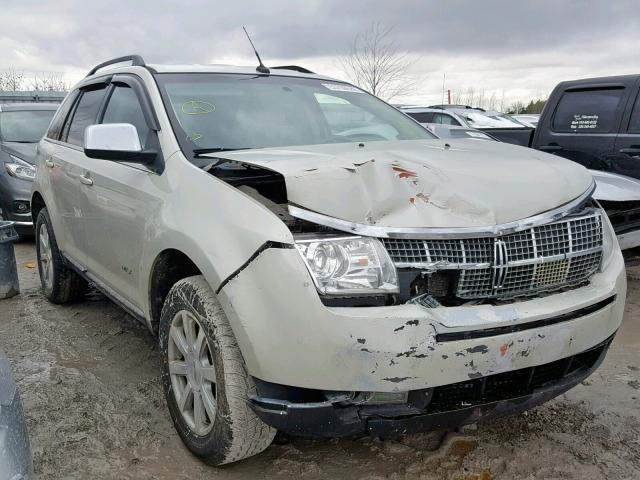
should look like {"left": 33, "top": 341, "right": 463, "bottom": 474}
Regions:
{"left": 84, "top": 124, "right": 156, "bottom": 163}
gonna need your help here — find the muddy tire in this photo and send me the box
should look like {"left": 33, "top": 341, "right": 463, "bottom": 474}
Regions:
{"left": 159, "top": 275, "right": 276, "bottom": 465}
{"left": 36, "top": 208, "right": 88, "bottom": 304}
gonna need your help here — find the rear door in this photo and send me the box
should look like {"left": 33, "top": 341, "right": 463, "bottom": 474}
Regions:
{"left": 42, "top": 84, "right": 108, "bottom": 266}
{"left": 534, "top": 82, "right": 632, "bottom": 174}
{"left": 613, "top": 78, "right": 640, "bottom": 179}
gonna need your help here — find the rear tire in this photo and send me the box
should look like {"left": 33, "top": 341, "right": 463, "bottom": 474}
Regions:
{"left": 159, "top": 275, "right": 276, "bottom": 465}
{"left": 35, "top": 208, "right": 88, "bottom": 303}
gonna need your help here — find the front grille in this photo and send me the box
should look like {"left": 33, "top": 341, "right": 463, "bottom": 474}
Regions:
{"left": 427, "top": 335, "right": 612, "bottom": 413}
{"left": 382, "top": 211, "right": 603, "bottom": 300}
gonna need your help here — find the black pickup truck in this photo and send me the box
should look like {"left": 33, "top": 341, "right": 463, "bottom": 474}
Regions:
{"left": 532, "top": 74, "right": 640, "bottom": 179}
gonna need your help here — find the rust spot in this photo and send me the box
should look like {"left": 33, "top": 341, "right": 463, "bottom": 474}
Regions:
{"left": 409, "top": 197, "right": 416, "bottom": 204}
{"left": 392, "top": 165, "right": 418, "bottom": 179}
{"left": 500, "top": 344, "right": 509, "bottom": 356}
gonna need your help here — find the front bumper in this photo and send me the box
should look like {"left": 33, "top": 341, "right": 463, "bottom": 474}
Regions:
{"left": 0, "top": 172, "right": 33, "bottom": 234}
{"left": 249, "top": 334, "right": 613, "bottom": 437}
{"left": 218, "top": 246, "right": 625, "bottom": 393}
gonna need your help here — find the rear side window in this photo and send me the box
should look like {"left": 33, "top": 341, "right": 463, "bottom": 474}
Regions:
{"left": 432, "top": 113, "right": 460, "bottom": 126}
{"left": 46, "top": 91, "right": 78, "bottom": 140}
{"left": 102, "top": 85, "right": 151, "bottom": 146}
{"left": 64, "top": 86, "right": 107, "bottom": 147}
{"left": 552, "top": 89, "right": 624, "bottom": 133}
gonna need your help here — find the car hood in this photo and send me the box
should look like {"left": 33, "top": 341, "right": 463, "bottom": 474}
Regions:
{"left": 211, "top": 139, "right": 593, "bottom": 228}
{"left": 0, "top": 142, "right": 38, "bottom": 165}
{"left": 591, "top": 170, "right": 640, "bottom": 202}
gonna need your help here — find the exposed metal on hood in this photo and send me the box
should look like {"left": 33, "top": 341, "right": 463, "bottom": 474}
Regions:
{"left": 288, "top": 181, "right": 596, "bottom": 239}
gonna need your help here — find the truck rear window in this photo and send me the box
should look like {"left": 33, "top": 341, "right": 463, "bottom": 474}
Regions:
{"left": 552, "top": 89, "right": 624, "bottom": 133}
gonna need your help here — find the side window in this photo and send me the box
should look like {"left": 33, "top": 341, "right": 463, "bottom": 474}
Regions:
{"left": 408, "top": 112, "right": 434, "bottom": 123}
{"left": 65, "top": 86, "right": 108, "bottom": 147}
{"left": 432, "top": 113, "right": 460, "bottom": 126}
{"left": 552, "top": 89, "right": 624, "bottom": 133}
{"left": 102, "top": 85, "right": 151, "bottom": 146}
{"left": 46, "top": 91, "right": 79, "bottom": 140}
{"left": 628, "top": 91, "right": 640, "bottom": 133}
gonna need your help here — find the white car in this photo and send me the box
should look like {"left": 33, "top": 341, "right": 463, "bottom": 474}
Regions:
{"left": 32, "top": 56, "right": 625, "bottom": 465}
{"left": 512, "top": 114, "right": 540, "bottom": 128}
{"left": 401, "top": 105, "right": 526, "bottom": 129}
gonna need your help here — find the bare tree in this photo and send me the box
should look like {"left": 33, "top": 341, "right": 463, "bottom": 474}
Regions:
{"left": 29, "top": 72, "right": 70, "bottom": 92}
{"left": 339, "top": 22, "right": 419, "bottom": 101}
{"left": 0, "top": 69, "right": 25, "bottom": 91}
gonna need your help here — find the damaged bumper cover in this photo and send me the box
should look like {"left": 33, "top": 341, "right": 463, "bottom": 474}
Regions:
{"left": 218, "top": 243, "right": 625, "bottom": 392}
{"left": 248, "top": 334, "right": 613, "bottom": 437}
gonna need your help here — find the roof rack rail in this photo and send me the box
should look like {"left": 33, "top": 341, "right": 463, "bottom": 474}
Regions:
{"left": 428, "top": 104, "right": 486, "bottom": 112}
{"left": 271, "top": 65, "right": 314, "bottom": 74}
{"left": 86, "top": 55, "right": 146, "bottom": 77}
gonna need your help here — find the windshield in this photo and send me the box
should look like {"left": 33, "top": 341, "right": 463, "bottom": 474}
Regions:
{"left": 156, "top": 73, "right": 435, "bottom": 156}
{"left": 0, "top": 110, "right": 56, "bottom": 142}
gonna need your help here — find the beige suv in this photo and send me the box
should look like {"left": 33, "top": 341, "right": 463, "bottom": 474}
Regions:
{"left": 32, "top": 55, "right": 626, "bottom": 465}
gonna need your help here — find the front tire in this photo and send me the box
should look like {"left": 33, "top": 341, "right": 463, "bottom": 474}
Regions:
{"left": 159, "top": 275, "right": 276, "bottom": 465}
{"left": 35, "top": 208, "right": 88, "bottom": 303}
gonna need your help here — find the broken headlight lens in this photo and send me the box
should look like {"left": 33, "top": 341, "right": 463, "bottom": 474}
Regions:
{"left": 294, "top": 235, "right": 399, "bottom": 296}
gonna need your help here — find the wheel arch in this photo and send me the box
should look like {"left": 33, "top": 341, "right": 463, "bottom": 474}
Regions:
{"left": 31, "top": 191, "right": 46, "bottom": 224}
{"left": 148, "top": 248, "right": 203, "bottom": 336}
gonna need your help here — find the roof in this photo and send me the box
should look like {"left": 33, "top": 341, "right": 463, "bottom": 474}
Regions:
{"left": 399, "top": 106, "right": 451, "bottom": 113}
{"left": 0, "top": 102, "right": 60, "bottom": 112}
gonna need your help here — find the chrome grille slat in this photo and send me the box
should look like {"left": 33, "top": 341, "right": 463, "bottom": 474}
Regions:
{"left": 383, "top": 212, "right": 603, "bottom": 300}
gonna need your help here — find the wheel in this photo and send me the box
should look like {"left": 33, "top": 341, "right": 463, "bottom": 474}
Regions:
{"left": 35, "top": 208, "right": 88, "bottom": 303}
{"left": 159, "top": 275, "right": 276, "bottom": 465}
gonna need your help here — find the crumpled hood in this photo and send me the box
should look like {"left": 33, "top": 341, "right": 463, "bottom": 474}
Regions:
{"left": 212, "top": 139, "right": 593, "bottom": 228}
{"left": 1, "top": 142, "right": 38, "bottom": 165}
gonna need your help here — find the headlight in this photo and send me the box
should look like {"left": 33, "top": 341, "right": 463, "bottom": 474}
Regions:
{"left": 295, "top": 235, "right": 399, "bottom": 295}
{"left": 5, "top": 156, "right": 36, "bottom": 181}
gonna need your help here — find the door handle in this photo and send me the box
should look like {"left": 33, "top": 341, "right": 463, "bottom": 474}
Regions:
{"left": 539, "top": 145, "right": 563, "bottom": 152}
{"left": 79, "top": 174, "right": 93, "bottom": 186}
{"left": 45, "top": 159, "right": 54, "bottom": 168}
{"left": 620, "top": 147, "right": 640, "bottom": 154}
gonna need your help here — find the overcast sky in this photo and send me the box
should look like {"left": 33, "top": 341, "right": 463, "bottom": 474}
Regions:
{"left": 0, "top": 0, "right": 638, "bottom": 106}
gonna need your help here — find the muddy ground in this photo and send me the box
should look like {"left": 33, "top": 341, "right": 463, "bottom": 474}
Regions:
{"left": 1, "top": 241, "right": 639, "bottom": 480}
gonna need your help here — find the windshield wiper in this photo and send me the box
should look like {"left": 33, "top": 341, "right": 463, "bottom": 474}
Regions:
{"left": 192, "top": 147, "right": 251, "bottom": 157}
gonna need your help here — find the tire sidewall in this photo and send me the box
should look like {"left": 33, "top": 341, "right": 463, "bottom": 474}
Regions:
{"left": 159, "top": 281, "right": 235, "bottom": 464}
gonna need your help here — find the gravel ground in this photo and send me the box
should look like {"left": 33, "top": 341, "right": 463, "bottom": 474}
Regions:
{"left": 1, "top": 241, "right": 639, "bottom": 480}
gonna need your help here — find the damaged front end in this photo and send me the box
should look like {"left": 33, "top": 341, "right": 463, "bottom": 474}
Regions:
{"left": 203, "top": 141, "right": 624, "bottom": 438}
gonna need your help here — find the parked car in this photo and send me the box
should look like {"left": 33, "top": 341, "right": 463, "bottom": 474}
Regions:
{"left": 428, "top": 123, "right": 640, "bottom": 249}
{"left": 400, "top": 105, "right": 535, "bottom": 146}
{"left": 33, "top": 55, "right": 625, "bottom": 465}
{"left": 0, "top": 103, "right": 58, "bottom": 236}
{"left": 532, "top": 74, "right": 640, "bottom": 180}
{"left": 421, "top": 123, "right": 500, "bottom": 141}
{"left": 512, "top": 114, "right": 540, "bottom": 128}
{"left": 0, "top": 350, "right": 32, "bottom": 479}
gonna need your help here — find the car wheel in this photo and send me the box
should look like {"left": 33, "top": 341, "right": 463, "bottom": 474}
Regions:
{"left": 159, "top": 275, "right": 276, "bottom": 465}
{"left": 35, "top": 208, "right": 88, "bottom": 303}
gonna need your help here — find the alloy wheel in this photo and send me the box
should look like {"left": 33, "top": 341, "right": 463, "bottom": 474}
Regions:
{"left": 168, "top": 310, "right": 217, "bottom": 436}
{"left": 38, "top": 223, "right": 54, "bottom": 290}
